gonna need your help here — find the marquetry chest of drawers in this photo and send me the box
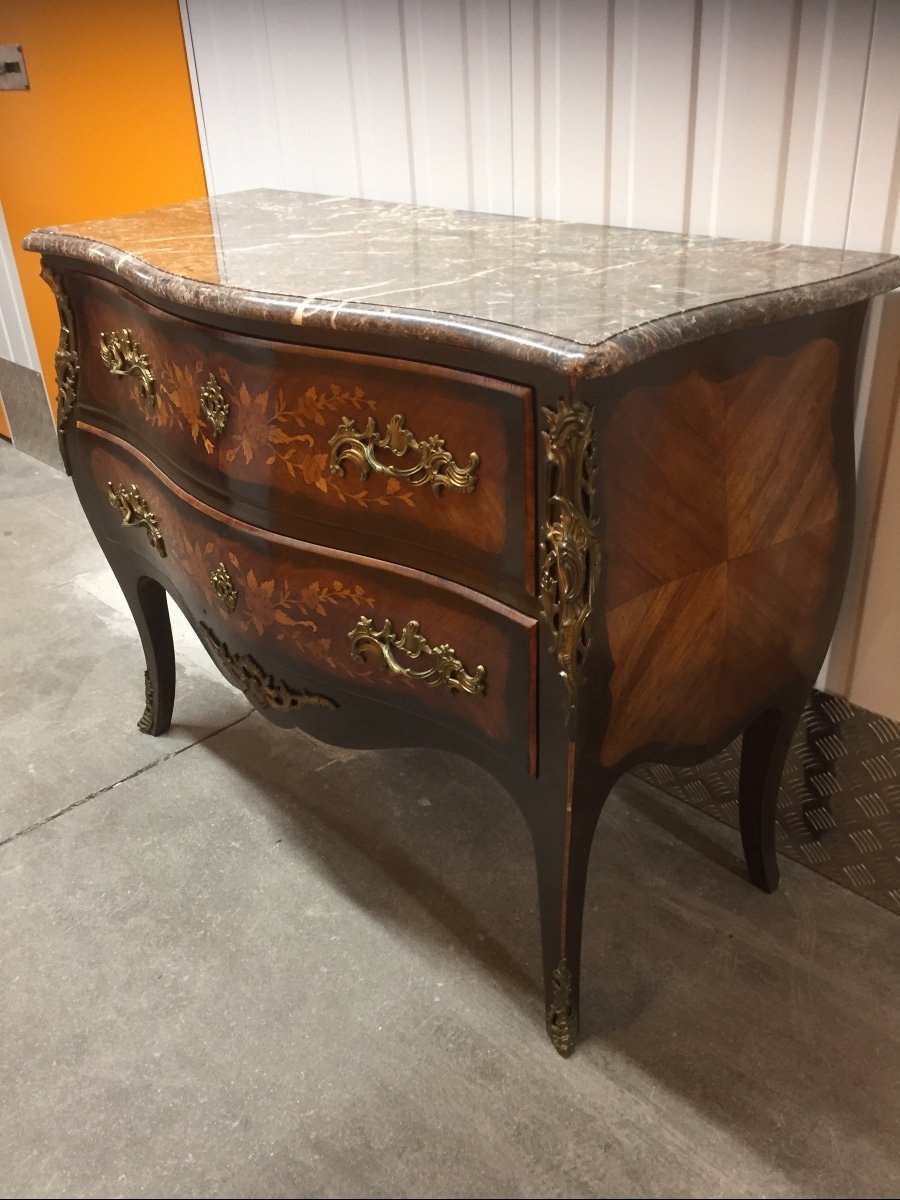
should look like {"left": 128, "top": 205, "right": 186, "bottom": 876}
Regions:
{"left": 26, "top": 190, "right": 900, "bottom": 1055}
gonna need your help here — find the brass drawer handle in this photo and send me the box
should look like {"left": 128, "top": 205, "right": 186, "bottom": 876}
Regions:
{"left": 99, "top": 329, "right": 155, "bottom": 415}
{"left": 209, "top": 562, "right": 238, "bottom": 612}
{"left": 199, "top": 373, "right": 229, "bottom": 439}
{"left": 107, "top": 481, "right": 166, "bottom": 556}
{"left": 328, "top": 413, "right": 479, "bottom": 495}
{"left": 348, "top": 616, "right": 485, "bottom": 696}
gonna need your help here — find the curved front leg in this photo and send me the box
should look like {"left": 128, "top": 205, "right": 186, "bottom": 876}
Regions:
{"left": 526, "top": 755, "right": 615, "bottom": 1056}
{"left": 113, "top": 568, "right": 176, "bottom": 736}
{"left": 739, "top": 697, "right": 806, "bottom": 892}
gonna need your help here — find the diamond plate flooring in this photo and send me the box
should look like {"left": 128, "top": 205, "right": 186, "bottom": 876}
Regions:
{"left": 637, "top": 690, "right": 900, "bottom": 915}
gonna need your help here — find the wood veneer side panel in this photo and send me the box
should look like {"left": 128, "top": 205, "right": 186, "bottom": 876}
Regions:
{"left": 578, "top": 305, "right": 867, "bottom": 771}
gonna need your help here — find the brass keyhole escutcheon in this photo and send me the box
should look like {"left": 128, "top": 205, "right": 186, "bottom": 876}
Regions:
{"left": 209, "top": 562, "right": 238, "bottom": 612}
{"left": 200, "top": 374, "right": 229, "bottom": 439}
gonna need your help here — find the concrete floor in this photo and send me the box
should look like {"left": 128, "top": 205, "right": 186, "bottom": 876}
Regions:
{"left": 2, "top": 437, "right": 899, "bottom": 1200}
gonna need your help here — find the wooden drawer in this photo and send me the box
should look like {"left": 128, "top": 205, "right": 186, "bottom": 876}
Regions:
{"left": 70, "top": 272, "right": 535, "bottom": 601}
{"left": 79, "top": 428, "right": 537, "bottom": 772}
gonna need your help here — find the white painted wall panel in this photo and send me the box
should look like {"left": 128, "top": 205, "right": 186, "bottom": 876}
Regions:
{"left": 846, "top": 0, "right": 900, "bottom": 254}
{"left": 509, "top": 0, "right": 539, "bottom": 217}
{"left": 778, "top": 0, "right": 874, "bottom": 248}
{"left": 182, "top": 0, "right": 898, "bottom": 252}
{"left": 608, "top": 0, "right": 698, "bottom": 233}
{"left": 690, "top": 0, "right": 800, "bottom": 240}
{"left": 404, "top": 0, "right": 514, "bottom": 212}
{"left": 0, "top": 202, "right": 40, "bottom": 371}
{"left": 264, "top": 1, "right": 365, "bottom": 199}
{"left": 182, "top": 0, "right": 284, "bottom": 195}
{"left": 527, "top": 0, "right": 611, "bottom": 223}
{"left": 463, "top": 0, "right": 515, "bottom": 215}
{"left": 404, "top": 0, "right": 475, "bottom": 209}
{"left": 343, "top": 1, "right": 413, "bottom": 202}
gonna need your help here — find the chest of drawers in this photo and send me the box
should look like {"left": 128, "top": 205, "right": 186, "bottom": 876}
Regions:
{"left": 26, "top": 190, "right": 900, "bottom": 1055}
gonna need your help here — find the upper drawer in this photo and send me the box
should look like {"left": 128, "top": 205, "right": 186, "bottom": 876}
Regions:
{"left": 69, "top": 273, "right": 535, "bottom": 601}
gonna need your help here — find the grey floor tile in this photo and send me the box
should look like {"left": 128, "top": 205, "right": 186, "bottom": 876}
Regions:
{"left": 2, "top": 719, "right": 900, "bottom": 1199}
{"left": 0, "top": 436, "right": 65, "bottom": 498}
{"left": 0, "top": 440, "right": 249, "bottom": 840}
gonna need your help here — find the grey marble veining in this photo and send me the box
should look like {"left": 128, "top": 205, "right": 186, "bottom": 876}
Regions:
{"left": 24, "top": 189, "right": 900, "bottom": 377}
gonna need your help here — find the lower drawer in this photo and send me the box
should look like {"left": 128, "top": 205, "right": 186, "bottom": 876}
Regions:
{"left": 77, "top": 427, "right": 537, "bottom": 772}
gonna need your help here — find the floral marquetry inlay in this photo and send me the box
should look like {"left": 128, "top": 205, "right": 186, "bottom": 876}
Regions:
{"left": 147, "top": 362, "right": 418, "bottom": 510}
{"left": 168, "top": 523, "right": 377, "bottom": 675}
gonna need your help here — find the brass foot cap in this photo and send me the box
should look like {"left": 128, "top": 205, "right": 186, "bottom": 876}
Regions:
{"left": 546, "top": 956, "right": 578, "bottom": 1057}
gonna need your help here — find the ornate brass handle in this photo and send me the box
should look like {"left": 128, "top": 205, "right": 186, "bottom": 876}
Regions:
{"left": 328, "top": 413, "right": 479, "bottom": 495}
{"left": 199, "top": 373, "right": 229, "bottom": 438}
{"left": 107, "top": 481, "right": 166, "bottom": 556}
{"left": 99, "top": 329, "right": 155, "bottom": 415}
{"left": 348, "top": 616, "right": 485, "bottom": 696}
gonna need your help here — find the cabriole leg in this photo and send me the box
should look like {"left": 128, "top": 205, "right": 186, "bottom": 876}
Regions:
{"left": 739, "top": 698, "right": 805, "bottom": 892}
{"left": 116, "top": 571, "right": 175, "bottom": 736}
{"left": 528, "top": 759, "right": 614, "bottom": 1057}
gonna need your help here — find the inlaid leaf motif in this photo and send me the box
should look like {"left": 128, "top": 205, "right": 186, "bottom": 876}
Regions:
{"left": 145, "top": 501, "right": 384, "bottom": 680}
{"left": 158, "top": 360, "right": 207, "bottom": 447}
{"left": 225, "top": 383, "right": 270, "bottom": 466}
{"left": 144, "top": 357, "right": 418, "bottom": 506}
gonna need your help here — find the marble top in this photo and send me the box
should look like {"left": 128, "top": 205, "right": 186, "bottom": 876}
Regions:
{"left": 25, "top": 189, "right": 900, "bottom": 377}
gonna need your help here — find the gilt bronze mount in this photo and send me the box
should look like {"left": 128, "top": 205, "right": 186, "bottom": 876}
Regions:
{"left": 329, "top": 412, "right": 479, "bottom": 495}
{"left": 545, "top": 957, "right": 577, "bottom": 1057}
{"left": 209, "top": 562, "right": 238, "bottom": 612}
{"left": 348, "top": 615, "right": 486, "bottom": 696}
{"left": 99, "top": 328, "right": 156, "bottom": 415}
{"left": 199, "top": 373, "right": 229, "bottom": 439}
{"left": 107, "top": 481, "right": 166, "bottom": 556}
{"left": 540, "top": 394, "right": 597, "bottom": 722}
{"left": 200, "top": 623, "right": 337, "bottom": 711}
{"left": 40, "top": 267, "right": 79, "bottom": 474}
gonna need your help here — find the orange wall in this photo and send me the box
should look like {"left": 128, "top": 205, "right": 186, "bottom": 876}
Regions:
{"left": 0, "top": 0, "right": 206, "bottom": 406}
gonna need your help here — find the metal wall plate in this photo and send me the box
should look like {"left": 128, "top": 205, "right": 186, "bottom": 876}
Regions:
{"left": 0, "top": 45, "right": 29, "bottom": 91}
{"left": 637, "top": 689, "right": 900, "bottom": 916}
